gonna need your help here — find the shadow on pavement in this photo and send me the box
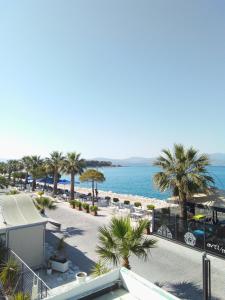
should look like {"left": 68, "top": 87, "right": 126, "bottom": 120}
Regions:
{"left": 155, "top": 281, "right": 221, "bottom": 300}
{"left": 46, "top": 229, "right": 95, "bottom": 273}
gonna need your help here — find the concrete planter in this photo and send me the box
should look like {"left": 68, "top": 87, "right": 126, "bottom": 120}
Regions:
{"left": 76, "top": 271, "right": 87, "bottom": 283}
{"left": 50, "top": 259, "right": 69, "bottom": 273}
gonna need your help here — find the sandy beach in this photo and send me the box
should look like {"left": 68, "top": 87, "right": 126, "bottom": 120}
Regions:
{"left": 56, "top": 184, "right": 174, "bottom": 209}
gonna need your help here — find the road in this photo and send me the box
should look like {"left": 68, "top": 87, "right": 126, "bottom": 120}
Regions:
{"left": 46, "top": 201, "right": 225, "bottom": 300}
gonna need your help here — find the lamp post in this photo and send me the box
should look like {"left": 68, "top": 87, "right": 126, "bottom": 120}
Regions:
{"left": 202, "top": 252, "right": 211, "bottom": 300}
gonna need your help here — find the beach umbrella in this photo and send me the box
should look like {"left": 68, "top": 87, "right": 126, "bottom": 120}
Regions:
{"left": 58, "top": 179, "right": 71, "bottom": 191}
{"left": 58, "top": 179, "right": 71, "bottom": 184}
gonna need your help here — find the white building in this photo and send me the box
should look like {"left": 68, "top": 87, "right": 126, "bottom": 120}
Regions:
{"left": 0, "top": 194, "right": 47, "bottom": 268}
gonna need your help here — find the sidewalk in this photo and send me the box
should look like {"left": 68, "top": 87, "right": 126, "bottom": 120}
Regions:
{"left": 46, "top": 201, "right": 225, "bottom": 299}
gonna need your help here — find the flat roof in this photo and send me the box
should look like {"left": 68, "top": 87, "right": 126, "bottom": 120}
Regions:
{"left": 0, "top": 194, "right": 46, "bottom": 229}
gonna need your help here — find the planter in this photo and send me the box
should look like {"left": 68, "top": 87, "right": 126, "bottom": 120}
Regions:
{"left": 76, "top": 271, "right": 87, "bottom": 283}
{"left": 47, "top": 268, "right": 52, "bottom": 275}
{"left": 144, "top": 228, "right": 151, "bottom": 235}
{"left": 91, "top": 211, "right": 97, "bottom": 216}
{"left": 50, "top": 258, "right": 69, "bottom": 273}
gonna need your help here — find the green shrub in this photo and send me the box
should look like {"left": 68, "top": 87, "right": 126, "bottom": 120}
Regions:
{"left": 147, "top": 205, "right": 155, "bottom": 210}
{"left": 70, "top": 200, "right": 76, "bottom": 208}
{"left": 124, "top": 200, "right": 130, "bottom": 205}
{"left": 77, "top": 201, "right": 82, "bottom": 209}
{"left": 90, "top": 205, "right": 98, "bottom": 212}
{"left": 134, "top": 202, "right": 142, "bottom": 207}
{"left": 82, "top": 203, "right": 90, "bottom": 213}
{"left": 6, "top": 189, "right": 19, "bottom": 195}
{"left": 113, "top": 198, "right": 119, "bottom": 203}
{"left": 37, "top": 191, "right": 44, "bottom": 196}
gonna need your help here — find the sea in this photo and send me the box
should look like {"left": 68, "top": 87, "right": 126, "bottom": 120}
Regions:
{"left": 65, "top": 166, "right": 225, "bottom": 200}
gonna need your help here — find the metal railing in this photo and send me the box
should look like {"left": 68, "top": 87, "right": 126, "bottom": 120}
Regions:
{"left": 7, "top": 249, "right": 51, "bottom": 299}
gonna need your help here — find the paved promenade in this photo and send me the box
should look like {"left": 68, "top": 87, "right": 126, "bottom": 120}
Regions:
{"left": 46, "top": 201, "right": 225, "bottom": 299}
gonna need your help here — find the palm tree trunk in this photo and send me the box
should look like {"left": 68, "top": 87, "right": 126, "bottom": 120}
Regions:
{"left": 122, "top": 257, "right": 131, "bottom": 269}
{"left": 24, "top": 172, "right": 28, "bottom": 189}
{"left": 32, "top": 179, "right": 36, "bottom": 191}
{"left": 70, "top": 172, "right": 75, "bottom": 200}
{"left": 53, "top": 170, "right": 58, "bottom": 196}
{"left": 180, "top": 194, "right": 187, "bottom": 220}
{"left": 92, "top": 180, "right": 95, "bottom": 206}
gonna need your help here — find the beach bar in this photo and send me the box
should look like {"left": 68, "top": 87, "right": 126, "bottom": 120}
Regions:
{"left": 152, "top": 202, "right": 225, "bottom": 258}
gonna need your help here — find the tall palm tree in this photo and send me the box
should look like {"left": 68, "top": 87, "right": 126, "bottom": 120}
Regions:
{"left": 153, "top": 144, "right": 214, "bottom": 219}
{"left": 96, "top": 217, "right": 156, "bottom": 270}
{"left": 62, "top": 152, "right": 85, "bottom": 200}
{"left": 28, "top": 156, "right": 44, "bottom": 191}
{"left": 21, "top": 156, "right": 31, "bottom": 189}
{"left": 6, "top": 160, "right": 23, "bottom": 183}
{"left": 80, "top": 169, "right": 105, "bottom": 205}
{"left": 46, "top": 151, "right": 65, "bottom": 196}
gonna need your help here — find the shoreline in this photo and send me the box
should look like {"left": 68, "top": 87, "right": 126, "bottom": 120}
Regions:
{"left": 57, "top": 184, "right": 174, "bottom": 209}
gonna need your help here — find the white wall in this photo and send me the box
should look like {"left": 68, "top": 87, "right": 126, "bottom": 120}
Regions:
{"left": 46, "top": 269, "right": 120, "bottom": 300}
{"left": 7, "top": 224, "right": 45, "bottom": 268}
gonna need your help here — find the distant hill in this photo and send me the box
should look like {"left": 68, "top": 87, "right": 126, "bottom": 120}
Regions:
{"left": 208, "top": 153, "right": 225, "bottom": 166}
{"left": 93, "top": 153, "right": 225, "bottom": 166}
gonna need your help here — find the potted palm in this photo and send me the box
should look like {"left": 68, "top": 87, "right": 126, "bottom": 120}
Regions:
{"left": 50, "top": 237, "right": 69, "bottom": 273}
{"left": 70, "top": 200, "right": 76, "bottom": 209}
{"left": 82, "top": 203, "right": 90, "bottom": 213}
{"left": 76, "top": 201, "right": 82, "bottom": 211}
{"left": 90, "top": 205, "right": 98, "bottom": 216}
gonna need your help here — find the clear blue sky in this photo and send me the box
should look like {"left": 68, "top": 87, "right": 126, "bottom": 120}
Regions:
{"left": 0, "top": 0, "right": 225, "bottom": 159}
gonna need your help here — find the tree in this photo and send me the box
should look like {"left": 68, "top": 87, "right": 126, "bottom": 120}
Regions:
{"left": 28, "top": 156, "right": 44, "bottom": 191}
{"left": 91, "top": 260, "right": 110, "bottom": 277}
{"left": 34, "top": 196, "right": 57, "bottom": 214}
{"left": 0, "top": 258, "right": 20, "bottom": 295}
{"left": 0, "top": 162, "right": 7, "bottom": 175}
{"left": 46, "top": 151, "right": 65, "bottom": 196}
{"left": 62, "top": 152, "right": 85, "bottom": 200}
{"left": 96, "top": 217, "right": 157, "bottom": 270}
{"left": 6, "top": 160, "right": 23, "bottom": 183}
{"left": 0, "top": 175, "right": 8, "bottom": 189}
{"left": 21, "top": 156, "right": 32, "bottom": 189}
{"left": 79, "top": 169, "right": 105, "bottom": 205}
{"left": 153, "top": 144, "right": 214, "bottom": 219}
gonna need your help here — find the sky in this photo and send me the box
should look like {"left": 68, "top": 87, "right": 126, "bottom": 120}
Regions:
{"left": 0, "top": 0, "right": 225, "bottom": 159}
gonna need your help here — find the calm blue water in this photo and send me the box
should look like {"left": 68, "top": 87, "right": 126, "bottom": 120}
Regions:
{"left": 65, "top": 166, "right": 225, "bottom": 200}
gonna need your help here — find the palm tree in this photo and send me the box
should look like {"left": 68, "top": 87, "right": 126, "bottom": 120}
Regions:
{"left": 153, "top": 144, "right": 214, "bottom": 219}
{"left": 96, "top": 217, "right": 157, "bottom": 270}
{"left": 21, "top": 156, "right": 31, "bottom": 189}
{"left": 6, "top": 160, "right": 23, "bottom": 183}
{"left": 0, "top": 162, "right": 7, "bottom": 175}
{"left": 80, "top": 169, "right": 105, "bottom": 205}
{"left": 0, "top": 258, "right": 20, "bottom": 294}
{"left": 46, "top": 151, "right": 65, "bottom": 196}
{"left": 0, "top": 176, "right": 8, "bottom": 189}
{"left": 62, "top": 152, "right": 85, "bottom": 200}
{"left": 28, "top": 156, "right": 44, "bottom": 191}
{"left": 91, "top": 260, "right": 110, "bottom": 277}
{"left": 34, "top": 196, "right": 57, "bottom": 214}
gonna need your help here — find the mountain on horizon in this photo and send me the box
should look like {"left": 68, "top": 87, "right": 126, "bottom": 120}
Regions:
{"left": 93, "top": 153, "right": 225, "bottom": 166}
